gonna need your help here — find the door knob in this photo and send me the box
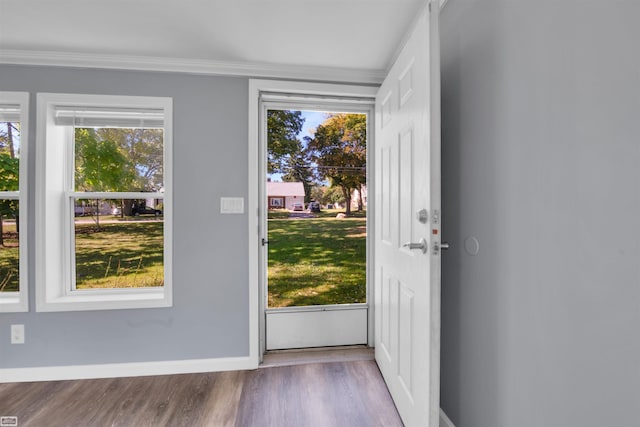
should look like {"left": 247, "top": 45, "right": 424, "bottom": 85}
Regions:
{"left": 403, "top": 238, "right": 428, "bottom": 253}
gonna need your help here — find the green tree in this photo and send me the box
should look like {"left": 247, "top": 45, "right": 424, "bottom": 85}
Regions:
{"left": 282, "top": 146, "right": 315, "bottom": 202}
{"left": 267, "top": 110, "right": 305, "bottom": 174}
{"left": 305, "top": 114, "right": 367, "bottom": 215}
{"left": 75, "top": 128, "right": 138, "bottom": 227}
{"left": 77, "top": 127, "right": 164, "bottom": 217}
{"left": 0, "top": 122, "right": 20, "bottom": 247}
{"left": 94, "top": 128, "right": 164, "bottom": 191}
{"left": 310, "top": 185, "right": 328, "bottom": 205}
{"left": 0, "top": 154, "right": 19, "bottom": 247}
{"left": 0, "top": 122, "right": 18, "bottom": 158}
{"left": 309, "top": 185, "right": 345, "bottom": 206}
{"left": 325, "top": 185, "right": 346, "bottom": 206}
{"left": 75, "top": 129, "right": 137, "bottom": 192}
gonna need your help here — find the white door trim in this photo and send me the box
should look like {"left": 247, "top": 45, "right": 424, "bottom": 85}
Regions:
{"left": 248, "top": 80, "right": 377, "bottom": 362}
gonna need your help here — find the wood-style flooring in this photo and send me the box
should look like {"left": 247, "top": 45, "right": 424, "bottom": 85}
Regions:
{"left": 0, "top": 356, "right": 402, "bottom": 427}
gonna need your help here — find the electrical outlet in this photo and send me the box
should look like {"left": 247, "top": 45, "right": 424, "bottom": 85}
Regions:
{"left": 11, "top": 324, "right": 24, "bottom": 344}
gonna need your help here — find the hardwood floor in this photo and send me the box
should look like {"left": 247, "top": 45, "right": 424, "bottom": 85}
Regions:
{"left": 0, "top": 359, "right": 403, "bottom": 427}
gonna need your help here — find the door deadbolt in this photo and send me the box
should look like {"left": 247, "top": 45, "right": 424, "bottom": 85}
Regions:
{"left": 416, "top": 209, "right": 428, "bottom": 224}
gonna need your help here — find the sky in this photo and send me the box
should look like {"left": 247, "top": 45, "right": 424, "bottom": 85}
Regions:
{"left": 299, "top": 110, "right": 327, "bottom": 141}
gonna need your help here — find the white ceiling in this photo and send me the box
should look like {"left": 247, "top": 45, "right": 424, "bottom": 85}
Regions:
{"left": 0, "top": 0, "right": 428, "bottom": 82}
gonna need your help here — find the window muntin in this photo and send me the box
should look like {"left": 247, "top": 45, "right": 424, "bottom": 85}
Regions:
{"left": 0, "top": 93, "right": 28, "bottom": 312}
{"left": 36, "top": 93, "right": 172, "bottom": 312}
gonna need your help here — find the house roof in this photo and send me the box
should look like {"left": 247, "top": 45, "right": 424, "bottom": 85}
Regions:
{"left": 267, "top": 182, "right": 305, "bottom": 198}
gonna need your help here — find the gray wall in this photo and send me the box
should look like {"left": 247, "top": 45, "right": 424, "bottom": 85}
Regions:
{"left": 0, "top": 65, "right": 250, "bottom": 367}
{"left": 440, "top": 1, "right": 640, "bottom": 426}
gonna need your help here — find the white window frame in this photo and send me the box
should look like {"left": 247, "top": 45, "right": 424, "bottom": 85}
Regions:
{"left": 0, "top": 92, "right": 29, "bottom": 312}
{"left": 35, "top": 93, "right": 173, "bottom": 312}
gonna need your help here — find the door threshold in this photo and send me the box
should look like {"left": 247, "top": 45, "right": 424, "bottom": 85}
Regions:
{"left": 260, "top": 345, "right": 374, "bottom": 368}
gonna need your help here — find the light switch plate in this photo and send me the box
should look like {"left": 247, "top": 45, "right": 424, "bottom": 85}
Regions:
{"left": 11, "top": 324, "right": 24, "bottom": 344}
{"left": 220, "top": 197, "right": 245, "bottom": 214}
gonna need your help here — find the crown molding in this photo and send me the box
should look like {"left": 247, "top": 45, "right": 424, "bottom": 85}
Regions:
{"left": 0, "top": 49, "right": 386, "bottom": 85}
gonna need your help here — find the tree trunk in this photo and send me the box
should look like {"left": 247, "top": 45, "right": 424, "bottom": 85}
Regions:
{"left": 342, "top": 186, "right": 352, "bottom": 215}
{"left": 7, "top": 123, "right": 16, "bottom": 159}
{"left": 0, "top": 215, "right": 4, "bottom": 247}
{"left": 302, "top": 180, "right": 312, "bottom": 203}
{"left": 123, "top": 199, "right": 134, "bottom": 216}
{"left": 357, "top": 185, "right": 364, "bottom": 211}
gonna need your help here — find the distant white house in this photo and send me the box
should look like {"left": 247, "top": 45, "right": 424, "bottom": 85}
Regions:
{"left": 351, "top": 185, "right": 368, "bottom": 210}
{"left": 267, "top": 181, "right": 305, "bottom": 210}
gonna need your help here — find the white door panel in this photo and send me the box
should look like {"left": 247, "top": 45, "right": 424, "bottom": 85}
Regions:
{"left": 374, "top": 3, "right": 441, "bottom": 426}
{"left": 266, "top": 307, "right": 368, "bottom": 350}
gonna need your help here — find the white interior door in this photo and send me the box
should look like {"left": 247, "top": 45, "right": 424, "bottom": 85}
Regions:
{"left": 374, "top": 3, "right": 441, "bottom": 427}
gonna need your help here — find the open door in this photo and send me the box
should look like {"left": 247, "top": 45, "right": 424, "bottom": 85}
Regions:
{"left": 374, "top": 2, "right": 441, "bottom": 426}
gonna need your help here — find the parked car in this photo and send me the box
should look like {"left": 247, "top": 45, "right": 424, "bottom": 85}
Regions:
{"left": 308, "top": 201, "right": 321, "bottom": 213}
{"left": 327, "top": 204, "right": 335, "bottom": 209}
{"left": 292, "top": 202, "right": 304, "bottom": 211}
{"left": 132, "top": 201, "right": 162, "bottom": 216}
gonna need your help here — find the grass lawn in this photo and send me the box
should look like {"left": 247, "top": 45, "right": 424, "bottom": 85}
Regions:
{"left": 268, "top": 213, "right": 367, "bottom": 307}
{"left": 0, "top": 218, "right": 165, "bottom": 292}
{"left": 74, "top": 220, "right": 164, "bottom": 289}
{"left": 268, "top": 209, "right": 290, "bottom": 220}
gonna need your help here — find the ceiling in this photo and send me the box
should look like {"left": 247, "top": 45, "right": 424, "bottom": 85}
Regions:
{"left": 0, "top": 0, "right": 428, "bottom": 83}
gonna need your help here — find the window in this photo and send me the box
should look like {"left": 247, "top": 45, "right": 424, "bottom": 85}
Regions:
{"left": 0, "top": 92, "right": 28, "bottom": 312}
{"left": 269, "top": 197, "right": 283, "bottom": 208}
{"left": 36, "top": 94, "right": 172, "bottom": 311}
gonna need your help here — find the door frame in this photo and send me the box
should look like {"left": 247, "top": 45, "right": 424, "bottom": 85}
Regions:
{"left": 248, "top": 80, "right": 378, "bottom": 362}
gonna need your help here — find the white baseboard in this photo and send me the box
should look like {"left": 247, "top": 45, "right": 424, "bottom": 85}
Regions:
{"left": 440, "top": 408, "right": 456, "bottom": 427}
{"left": 0, "top": 356, "right": 258, "bottom": 383}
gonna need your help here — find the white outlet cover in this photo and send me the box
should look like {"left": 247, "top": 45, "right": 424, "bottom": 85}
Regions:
{"left": 11, "top": 324, "right": 25, "bottom": 344}
{"left": 220, "top": 197, "right": 245, "bottom": 214}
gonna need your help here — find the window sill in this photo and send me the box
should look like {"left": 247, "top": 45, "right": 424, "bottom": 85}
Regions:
{"left": 35, "top": 288, "right": 172, "bottom": 312}
{"left": 0, "top": 293, "right": 28, "bottom": 313}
